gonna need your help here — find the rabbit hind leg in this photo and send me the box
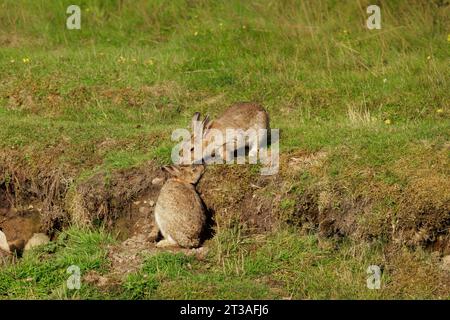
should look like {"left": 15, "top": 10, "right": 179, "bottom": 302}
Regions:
{"left": 156, "top": 235, "right": 178, "bottom": 248}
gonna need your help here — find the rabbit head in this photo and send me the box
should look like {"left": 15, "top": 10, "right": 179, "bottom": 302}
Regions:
{"left": 162, "top": 164, "right": 205, "bottom": 184}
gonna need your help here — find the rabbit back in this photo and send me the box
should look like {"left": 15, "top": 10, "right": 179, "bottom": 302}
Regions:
{"left": 211, "top": 102, "right": 269, "bottom": 132}
{"left": 155, "top": 179, "right": 206, "bottom": 248}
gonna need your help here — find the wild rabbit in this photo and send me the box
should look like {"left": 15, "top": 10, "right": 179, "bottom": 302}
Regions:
{"left": 154, "top": 164, "right": 207, "bottom": 248}
{"left": 182, "top": 102, "right": 270, "bottom": 164}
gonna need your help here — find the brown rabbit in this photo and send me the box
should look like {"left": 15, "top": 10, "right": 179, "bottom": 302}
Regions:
{"left": 154, "top": 165, "right": 206, "bottom": 248}
{"left": 182, "top": 102, "right": 270, "bottom": 164}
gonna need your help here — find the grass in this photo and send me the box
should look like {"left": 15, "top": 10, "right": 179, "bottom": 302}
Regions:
{"left": 1, "top": 227, "right": 447, "bottom": 299}
{"left": 0, "top": 0, "right": 449, "bottom": 299}
{"left": 0, "top": 227, "right": 114, "bottom": 299}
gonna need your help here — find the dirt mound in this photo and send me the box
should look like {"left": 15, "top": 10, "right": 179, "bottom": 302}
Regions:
{"left": 197, "top": 150, "right": 449, "bottom": 254}
{"left": 197, "top": 164, "right": 277, "bottom": 232}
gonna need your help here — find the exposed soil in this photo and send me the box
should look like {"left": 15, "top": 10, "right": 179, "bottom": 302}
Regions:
{"left": 71, "top": 164, "right": 164, "bottom": 228}
{"left": 106, "top": 189, "right": 161, "bottom": 278}
{"left": 112, "top": 187, "right": 159, "bottom": 241}
{"left": 0, "top": 185, "right": 45, "bottom": 253}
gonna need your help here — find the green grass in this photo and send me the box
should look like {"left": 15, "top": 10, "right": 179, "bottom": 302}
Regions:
{"left": 1, "top": 227, "right": 446, "bottom": 299}
{"left": 129, "top": 230, "right": 448, "bottom": 299}
{"left": 0, "top": 0, "right": 449, "bottom": 299}
{"left": 0, "top": 228, "right": 114, "bottom": 299}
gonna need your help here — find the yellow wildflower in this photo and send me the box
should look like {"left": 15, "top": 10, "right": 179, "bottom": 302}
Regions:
{"left": 384, "top": 119, "right": 391, "bottom": 125}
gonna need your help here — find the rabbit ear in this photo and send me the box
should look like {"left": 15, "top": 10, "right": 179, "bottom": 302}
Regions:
{"left": 192, "top": 112, "right": 201, "bottom": 128}
{"left": 202, "top": 115, "right": 209, "bottom": 125}
{"left": 162, "top": 165, "right": 179, "bottom": 176}
{"left": 202, "top": 115, "right": 212, "bottom": 134}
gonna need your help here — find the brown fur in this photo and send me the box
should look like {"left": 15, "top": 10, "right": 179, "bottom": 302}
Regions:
{"left": 203, "top": 102, "right": 270, "bottom": 161}
{"left": 154, "top": 165, "right": 206, "bottom": 248}
{"left": 208, "top": 102, "right": 269, "bottom": 133}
